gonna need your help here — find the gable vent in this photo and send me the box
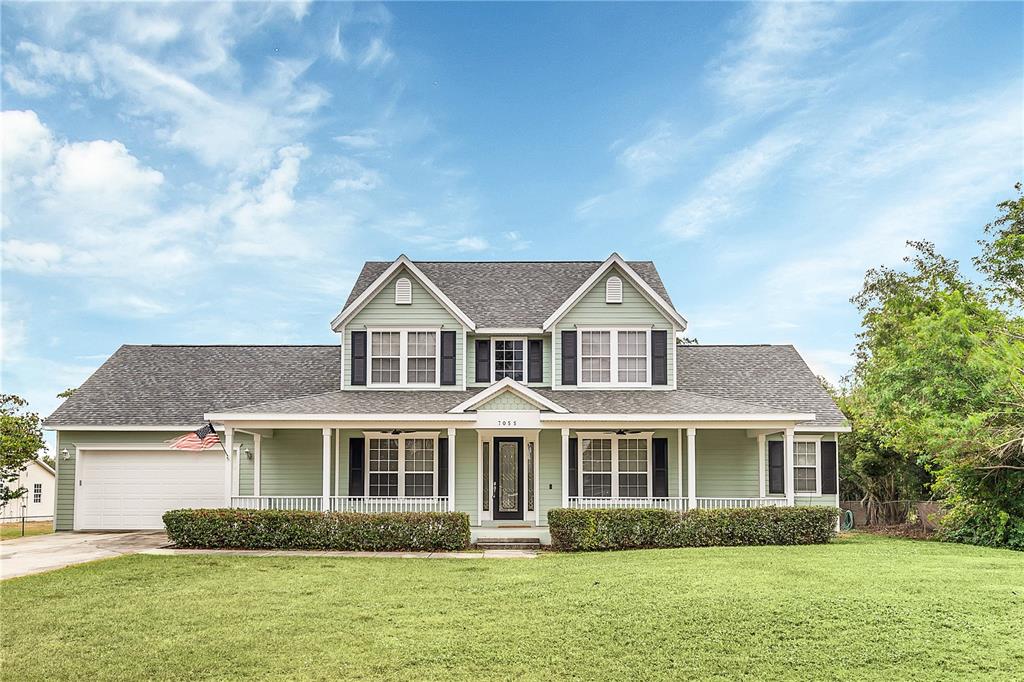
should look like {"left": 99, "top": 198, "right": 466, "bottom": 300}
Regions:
{"left": 395, "top": 277, "right": 412, "bottom": 304}
{"left": 605, "top": 276, "right": 623, "bottom": 304}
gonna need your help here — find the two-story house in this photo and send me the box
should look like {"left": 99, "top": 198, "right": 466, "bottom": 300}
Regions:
{"left": 44, "top": 254, "right": 848, "bottom": 542}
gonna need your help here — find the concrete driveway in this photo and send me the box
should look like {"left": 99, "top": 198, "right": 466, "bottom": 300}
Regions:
{"left": 1, "top": 531, "right": 168, "bottom": 580}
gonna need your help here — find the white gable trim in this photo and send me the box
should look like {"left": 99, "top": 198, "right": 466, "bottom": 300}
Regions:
{"left": 330, "top": 255, "right": 476, "bottom": 331}
{"left": 541, "top": 253, "right": 687, "bottom": 331}
{"left": 448, "top": 377, "right": 569, "bottom": 414}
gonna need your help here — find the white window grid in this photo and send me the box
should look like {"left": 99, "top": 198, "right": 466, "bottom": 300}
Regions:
{"left": 579, "top": 434, "right": 653, "bottom": 498}
{"left": 793, "top": 439, "right": 820, "bottom": 495}
{"left": 577, "top": 328, "right": 652, "bottom": 387}
{"left": 492, "top": 337, "right": 526, "bottom": 382}
{"left": 366, "top": 328, "right": 441, "bottom": 387}
{"left": 365, "top": 433, "right": 438, "bottom": 497}
{"left": 32, "top": 483, "right": 42, "bottom": 503}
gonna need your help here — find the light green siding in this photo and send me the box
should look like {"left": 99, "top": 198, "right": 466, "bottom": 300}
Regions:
{"left": 694, "top": 430, "right": 760, "bottom": 497}
{"left": 476, "top": 392, "right": 539, "bottom": 411}
{"left": 537, "top": 429, "right": 563, "bottom": 525}
{"left": 54, "top": 430, "right": 188, "bottom": 531}
{"left": 342, "top": 266, "right": 464, "bottom": 389}
{"left": 454, "top": 429, "right": 478, "bottom": 525}
{"left": 259, "top": 429, "right": 323, "bottom": 496}
{"left": 236, "top": 432, "right": 255, "bottom": 496}
{"left": 553, "top": 266, "right": 675, "bottom": 389}
{"left": 654, "top": 428, "right": 683, "bottom": 498}
{"left": 467, "top": 335, "right": 551, "bottom": 387}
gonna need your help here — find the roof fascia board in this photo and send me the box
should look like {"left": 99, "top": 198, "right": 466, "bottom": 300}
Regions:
{"left": 205, "top": 412, "right": 478, "bottom": 422}
{"left": 330, "top": 255, "right": 476, "bottom": 331}
{"left": 542, "top": 253, "right": 687, "bottom": 331}
{"left": 448, "top": 378, "right": 569, "bottom": 414}
{"left": 44, "top": 424, "right": 203, "bottom": 431}
{"left": 541, "top": 412, "right": 815, "bottom": 422}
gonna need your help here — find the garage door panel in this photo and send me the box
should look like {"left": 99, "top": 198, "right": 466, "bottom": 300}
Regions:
{"left": 77, "top": 450, "right": 226, "bottom": 530}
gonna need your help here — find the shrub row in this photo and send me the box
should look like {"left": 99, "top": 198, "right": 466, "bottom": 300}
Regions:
{"left": 547, "top": 506, "right": 840, "bottom": 551}
{"left": 162, "top": 509, "right": 470, "bottom": 551}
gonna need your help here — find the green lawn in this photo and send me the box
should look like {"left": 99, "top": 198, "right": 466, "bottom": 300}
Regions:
{"left": 0, "top": 520, "right": 53, "bottom": 541}
{"left": 1, "top": 534, "right": 1021, "bottom": 680}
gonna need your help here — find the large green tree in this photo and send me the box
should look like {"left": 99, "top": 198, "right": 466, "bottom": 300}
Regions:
{"left": 848, "top": 188, "right": 1024, "bottom": 549}
{"left": 0, "top": 394, "right": 47, "bottom": 509}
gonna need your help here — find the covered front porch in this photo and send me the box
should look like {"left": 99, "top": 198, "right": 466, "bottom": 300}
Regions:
{"left": 216, "top": 420, "right": 836, "bottom": 529}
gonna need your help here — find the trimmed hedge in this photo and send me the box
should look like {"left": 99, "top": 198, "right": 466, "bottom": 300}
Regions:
{"left": 548, "top": 506, "right": 840, "bottom": 552}
{"left": 162, "top": 509, "right": 470, "bottom": 551}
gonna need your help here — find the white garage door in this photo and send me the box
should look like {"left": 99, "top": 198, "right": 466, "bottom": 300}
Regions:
{"left": 76, "top": 449, "right": 225, "bottom": 530}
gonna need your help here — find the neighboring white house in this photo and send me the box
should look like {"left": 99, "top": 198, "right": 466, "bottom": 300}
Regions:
{"left": 1, "top": 459, "right": 56, "bottom": 523}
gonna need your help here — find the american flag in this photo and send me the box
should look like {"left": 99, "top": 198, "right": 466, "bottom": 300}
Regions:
{"left": 167, "top": 423, "right": 221, "bottom": 451}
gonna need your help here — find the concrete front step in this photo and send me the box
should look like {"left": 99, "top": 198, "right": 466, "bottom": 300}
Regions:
{"left": 476, "top": 537, "right": 542, "bottom": 550}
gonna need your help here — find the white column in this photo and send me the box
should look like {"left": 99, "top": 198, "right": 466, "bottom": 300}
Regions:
{"left": 532, "top": 436, "right": 540, "bottom": 526}
{"left": 757, "top": 434, "right": 767, "bottom": 498}
{"left": 677, "top": 428, "right": 683, "bottom": 503}
{"left": 447, "top": 428, "right": 456, "bottom": 512}
{"left": 253, "top": 433, "right": 262, "bottom": 496}
{"left": 322, "top": 427, "right": 332, "bottom": 512}
{"left": 784, "top": 427, "right": 795, "bottom": 506}
{"left": 560, "top": 428, "right": 570, "bottom": 507}
{"left": 223, "top": 426, "right": 234, "bottom": 506}
{"left": 686, "top": 428, "right": 697, "bottom": 509}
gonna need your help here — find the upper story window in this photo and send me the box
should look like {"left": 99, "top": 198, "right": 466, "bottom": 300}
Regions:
{"left": 493, "top": 338, "right": 525, "bottom": 381}
{"left": 368, "top": 329, "right": 439, "bottom": 386}
{"left": 579, "top": 435, "right": 651, "bottom": 498}
{"left": 33, "top": 483, "right": 42, "bottom": 503}
{"left": 605, "top": 276, "right": 623, "bottom": 303}
{"left": 578, "top": 328, "right": 650, "bottom": 386}
{"left": 394, "top": 277, "right": 412, "bottom": 304}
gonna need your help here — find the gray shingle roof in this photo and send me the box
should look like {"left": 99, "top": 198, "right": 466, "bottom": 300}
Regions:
{"left": 46, "top": 344, "right": 845, "bottom": 428}
{"left": 43, "top": 345, "right": 341, "bottom": 426}
{"left": 343, "top": 260, "right": 675, "bottom": 328}
{"left": 676, "top": 345, "right": 848, "bottom": 428}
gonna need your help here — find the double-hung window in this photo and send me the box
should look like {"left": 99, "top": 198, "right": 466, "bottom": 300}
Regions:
{"left": 493, "top": 338, "right": 525, "bottom": 381}
{"left": 368, "top": 329, "right": 439, "bottom": 386}
{"left": 32, "top": 483, "right": 42, "bottom": 503}
{"left": 579, "top": 435, "right": 651, "bottom": 498}
{"left": 366, "top": 434, "right": 437, "bottom": 497}
{"left": 578, "top": 329, "right": 650, "bottom": 386}
{"left": 793, "top": 440, "right": 819, "bottom": 494}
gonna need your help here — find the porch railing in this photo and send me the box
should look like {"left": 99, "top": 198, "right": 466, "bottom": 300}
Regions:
{"left": 230, "top": 496, "right": 323, "bottom": 511}
{"left": 695, "top": 497, "right": 790, "bottom": 509}
{"left": 567, "top": 497, "right": 689, "bottom": 512}
{"left": 330, "top": 496, "right": 451, "bottom": 513}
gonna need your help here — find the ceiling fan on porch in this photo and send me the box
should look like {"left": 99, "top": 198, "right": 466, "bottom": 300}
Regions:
{"left": 388, "top": 429, "right": 419, "bottom": 435}
{"left": 614, "top": 429, "right": 643, "bottom": 436}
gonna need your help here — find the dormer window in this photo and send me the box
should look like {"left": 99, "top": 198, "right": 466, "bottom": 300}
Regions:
{"left": 605, "top": 276, "right": 623, "bottom": 303}
{"left": 395, "top": 277, "right": 412, "bottom": 304}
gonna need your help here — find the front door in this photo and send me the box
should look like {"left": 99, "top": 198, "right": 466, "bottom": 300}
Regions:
{"left": 492, "top": 437, "right": 524, "bottom": 520}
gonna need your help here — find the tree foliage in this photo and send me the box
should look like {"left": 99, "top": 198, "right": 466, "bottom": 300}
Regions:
{"left": 845, "top": 187, "right": 1024, "bottom": 549}
{"left": 0, "top": 394, "right": 47, "bottom": 508}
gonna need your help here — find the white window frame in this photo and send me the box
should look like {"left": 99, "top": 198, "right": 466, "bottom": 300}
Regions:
{"left": 577, "top": 432, "right": 654, "bottom": 498}
{"left": 366, "top": 328, "right": 441, "bottom": 388}
{"left": 32, "top": 482, "right": 42, "bottom": 503}
{"left": 577, "top": 327, "right": 652, "bottom": 388}
{"left": 363, "top": 431, "right": 440, "bottom": 497}
{"left": 793, "top": 436, "right": 822, "bottom": 496}
{"left": 491, "top": 336, "right": 528, "bottom": 383}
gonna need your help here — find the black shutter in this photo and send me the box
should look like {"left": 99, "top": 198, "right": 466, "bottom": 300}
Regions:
{"left": 568, "top": 437, "right": 578, "bottom": 497}
{"left": 440, "top": 331, "right": 457, "bottom": 385}
{"left": 653, "top": 438, "right": 669, "bottom": 497}
{"left": 475, "top": 339, "right": 490, "bottom": 383}
{"left": 561, "top": 330, "right": 577, "bottom": 385}
{"left": 651, "top": 330, "right": 668, "bottom": 385}
{"left": 527, "top": 339, "right": 543, "bottom": 383}
{"left": 821, "top": 441, "right": 837, "bottom": 495}
{"left": 351, "top": 331, "right": 367, "bottom": 386}
{"left": 348, "top": 437, "right": 365, "bottom": 496}
{"left": 768, "top": 441, "right": 785, "bottom": 495}
{"left": 438, "top": 437, "right": 449, "bottom": 496}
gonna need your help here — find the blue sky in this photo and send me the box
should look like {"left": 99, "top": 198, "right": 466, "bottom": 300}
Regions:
{"left": 2, "top": 1, "right": 1022, "bottom": 434}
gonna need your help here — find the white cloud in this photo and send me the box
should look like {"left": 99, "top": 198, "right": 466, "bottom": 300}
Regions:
{"left": 49, "top": 139, "right": 163, "bottom": 205}
{"left": 360, "top": 37, "right": 394, "bottom": 70}
{"left": 15, "top": 41, "right": 96, "bottom": 83}
{"left": 0, "top": 110, "right": 55, "bottom": 189}
{"left": 329, "top": 157, "right": 382, "bottom": 192}
{"left": 3, "top": 64, "right": 55, "bottom": 97}
{"left": 615, "top": 121, "right": 686, "bottom": 183}
{"left": 454, "top": 236, "right": 489, "bottom": 252}
{"left": 660, "top": 131, "right": 800, "bottom": 239}
{"left": 710, "top": 3, "right": 846, "bottom": 111}
{"left": 327, "top": 23, "right": 348, "bottom": 62}
{"left": 503, "top": 231, "right": 531, "bottom": 252}
{"left": 335, "top": 129, "right": 380, "bottom": 150}
{"left": 2, "top": 241, "right": 63, "bottom": 274}
{"left": 88, "top": 293, "right": 172, "bottom": 319}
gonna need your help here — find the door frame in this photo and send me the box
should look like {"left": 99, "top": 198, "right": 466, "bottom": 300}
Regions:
{"left": 492, "top": 436, "right": 524, "bottom": 520}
